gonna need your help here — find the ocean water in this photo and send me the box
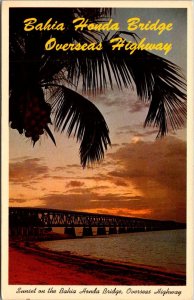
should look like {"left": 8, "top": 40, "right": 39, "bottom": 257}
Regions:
{"left": 37, "top": 229, "right": 186, "bottom": 274}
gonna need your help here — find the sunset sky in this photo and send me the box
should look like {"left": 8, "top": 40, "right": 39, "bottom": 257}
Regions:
{"left": 9, "top": 8, "right": 187, "bottom": 222}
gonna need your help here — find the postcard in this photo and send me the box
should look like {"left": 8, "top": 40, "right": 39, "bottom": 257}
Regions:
{"left": 1, "top": 1, "right": 193, "bottom": 299}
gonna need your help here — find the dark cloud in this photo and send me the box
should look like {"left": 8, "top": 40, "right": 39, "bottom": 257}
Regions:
{"left": 107, "top": 136, "right": 186, "bottom": 222}
{"left": 54, "top": 167, "right": 67, "bottom": 172}
{"left": 10, "top": 198, "right": 26, "bottom": 204}
{"left": 108, "top": 137, "right": 186, "bottom": 186}
{"left": 39, "top": 191, "right": 144, "bottom": 213}
{"left": 10, "top": 156, "right": 30, "bottom": 162}
{"left": 51, "top": 176, "right": 66, "bottom": 180}
{"left": 9, "top": 158, "right": 49, "bottom": 183}
{"left": 66, "top": 164, "right": 81, "bottom": 168}
{"left": 112, "top": 179, "right": 128, "bottom": 187}
{"left": 39, "top": 193, "right": 98, "bottom": 210}
{"left": 66, "top": 180, "right": 85, "bottom": 188}
{"left": 111, "top": 143, "right": 120, "bottom": 147}
{"left": 20, "top": 183, "right": 38, "bottom": 191}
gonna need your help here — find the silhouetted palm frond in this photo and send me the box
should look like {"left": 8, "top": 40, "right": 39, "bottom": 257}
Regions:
{"left": 66, "top": 37, "right": 186, "bottom": 136}
{"left": 47, "top": 85, "right": 111, "bottom": 167}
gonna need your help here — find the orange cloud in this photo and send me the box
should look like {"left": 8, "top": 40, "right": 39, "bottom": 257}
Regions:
{"left": 66, "top": 181, "right": 85, "bottom": 188}
{"left": 107, "top": 136, "right": 186, "bottom": 222}
{"left": 9, "top": 158, "right": 49, "bottom": 183}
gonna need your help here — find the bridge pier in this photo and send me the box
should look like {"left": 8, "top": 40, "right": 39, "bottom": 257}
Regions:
{"left": 118, "top": 227, "right": 127, "bottom": 233}
{"left": 127, "top": 226, "right": 135, "bottom": 232}
{"left": 127, "top": 226, "right": 131, "bottom": 232}
{"left": 109, "top": 227, "right": 117, "bottom": 234}
{"left": 83, "top": 227, "right": 93, "bottom": 236}
{"left": 97, "top": 227, "right": 106, "bottom": 235}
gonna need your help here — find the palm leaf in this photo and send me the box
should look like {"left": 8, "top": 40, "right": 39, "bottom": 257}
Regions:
{"left": 65, "top": 36, "right": 186, "bottom": 136}
{"left": 47, "top": 85, "right": 111, "bottom": 167}
{"left": 44, "top": 125, "right": 56, "bottom": 146}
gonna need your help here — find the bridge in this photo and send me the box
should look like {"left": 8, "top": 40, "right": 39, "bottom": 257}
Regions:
{"left": 9, "top": 207, "right": 186, "bottom": 239}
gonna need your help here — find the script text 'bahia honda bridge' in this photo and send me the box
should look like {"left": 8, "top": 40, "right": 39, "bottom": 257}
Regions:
{"left": 9, "top": 207, "right": 186, "bottom": 239}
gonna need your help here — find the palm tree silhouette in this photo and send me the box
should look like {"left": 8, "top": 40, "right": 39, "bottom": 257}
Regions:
{"left": 9, "top": 8, "right": 186, "bottom": 167}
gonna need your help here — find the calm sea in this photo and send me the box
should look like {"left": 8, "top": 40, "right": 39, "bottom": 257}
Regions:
{"left": 37, "top": 229, "right": 186, "bottom": 274}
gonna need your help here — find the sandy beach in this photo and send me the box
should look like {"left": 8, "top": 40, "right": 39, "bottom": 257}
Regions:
{"left": 9, "top": 242, "right": 186, "bottom": 286}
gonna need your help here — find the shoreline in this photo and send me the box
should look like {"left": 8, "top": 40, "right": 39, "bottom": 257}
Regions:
{"left": 35, "top": 240, "right": 186, "bottom": 277}
{"left": 9, "top": 240, "right": 186, "bottom": 286}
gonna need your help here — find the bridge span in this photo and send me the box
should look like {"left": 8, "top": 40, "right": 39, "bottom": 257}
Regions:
{"left": 9, "top": 207, "right": 186, "bottom": 239}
